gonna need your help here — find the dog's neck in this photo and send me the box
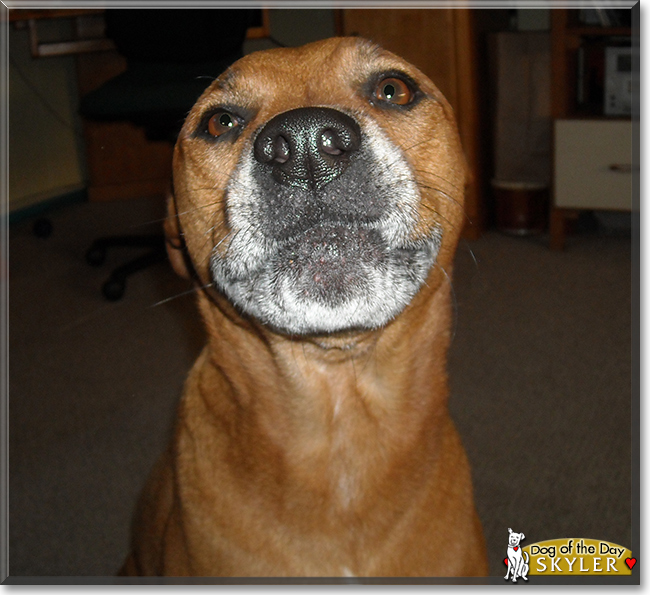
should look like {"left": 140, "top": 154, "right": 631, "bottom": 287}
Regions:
{"left": 197, "top": 274, "right": 452, "bottom": 399}
{"left": 190, "top": 276, "right": 453, "bottom": 512}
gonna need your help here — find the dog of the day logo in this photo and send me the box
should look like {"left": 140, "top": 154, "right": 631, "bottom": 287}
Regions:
{"left": 504, "top": 531, "right": 635, "bottom": 579}
{"left": 504, "top": 528, "right": 529, "bottom": 582}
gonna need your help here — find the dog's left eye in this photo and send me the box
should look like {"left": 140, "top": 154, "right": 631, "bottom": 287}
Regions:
{"left": 374, "top": 77, "right": 413, "bottom": 106}
{"left": 207, "top": 111, "right": 241, "bottom": 137}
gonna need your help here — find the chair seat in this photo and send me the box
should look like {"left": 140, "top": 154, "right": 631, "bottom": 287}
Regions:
{"left": 79, "top": 55, "right": 240, "bottom": 135}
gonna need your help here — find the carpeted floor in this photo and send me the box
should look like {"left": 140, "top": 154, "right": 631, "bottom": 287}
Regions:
{"left": 8, "top": 197, "right": 634, "bottom": 578}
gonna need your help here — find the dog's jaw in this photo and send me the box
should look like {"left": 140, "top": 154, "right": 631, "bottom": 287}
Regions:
{"left": 209, "top": 116, "right": 443, "bottom": 335}
{"left": 211, "top": 224, "right": 441, "bottom": 335}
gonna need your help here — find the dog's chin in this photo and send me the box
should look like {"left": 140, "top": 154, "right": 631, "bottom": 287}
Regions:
{"left": 210, "top": 224, "right": 441, "bottom": 336}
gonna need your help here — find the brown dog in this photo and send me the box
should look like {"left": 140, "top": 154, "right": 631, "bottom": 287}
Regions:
{"left": 122, "top": 37, "right": 488, "bottom": 577}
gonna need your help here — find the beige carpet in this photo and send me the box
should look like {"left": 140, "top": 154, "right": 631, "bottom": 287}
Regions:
{"left": 8, "top": 197, "right": 634, "bottom": 578}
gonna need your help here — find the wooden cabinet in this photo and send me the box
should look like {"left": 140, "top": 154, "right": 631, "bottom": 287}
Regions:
{"left": 549, "top": 8, "right": 634, "bottom": 249}
{"left": 339, "top": 9, "right": 484, "bottom": 239}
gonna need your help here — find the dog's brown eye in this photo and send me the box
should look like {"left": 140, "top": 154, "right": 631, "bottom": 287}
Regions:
{"left": 207, "top": 111, "right": 240, "bottom": 137}
{"left": 375, "top": 77, "right": 413, "bottom": 106}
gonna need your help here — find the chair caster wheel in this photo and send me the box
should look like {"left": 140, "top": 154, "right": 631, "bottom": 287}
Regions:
{"left": 102, "top": 278, "right": 125, "bottom": 301}
{"left": 86, "top": 246, "right": 106, "bottom": 266}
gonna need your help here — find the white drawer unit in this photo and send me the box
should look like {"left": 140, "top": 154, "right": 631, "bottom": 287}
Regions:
{"left": 554, "top": 119, "right": 633, "bottom": 210}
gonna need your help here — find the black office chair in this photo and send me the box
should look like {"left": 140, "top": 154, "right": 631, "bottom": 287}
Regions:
{"left": 80, "top": 9, "right": 253, "bottom": 300}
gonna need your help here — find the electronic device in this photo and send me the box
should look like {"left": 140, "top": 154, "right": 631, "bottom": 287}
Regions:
{"left": 604, "top": 46, "right": 638, "bottom": 116}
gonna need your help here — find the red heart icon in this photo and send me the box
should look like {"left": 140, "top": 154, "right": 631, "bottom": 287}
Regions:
{"left": 504, "top": 558, "right": 508, "bottom": 566}
{"left": 625, "top": 558, "right": 636, "bottom": 570}
{"left": 514, "top": 546, "right": 519, "bottom": 551}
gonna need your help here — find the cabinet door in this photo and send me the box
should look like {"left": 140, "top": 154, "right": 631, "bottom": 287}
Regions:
{"left": 554, "top": 120, "right": 632, "bottom": 210}
{"left": 340, "top": 9, "right": 483, "bottom": 238}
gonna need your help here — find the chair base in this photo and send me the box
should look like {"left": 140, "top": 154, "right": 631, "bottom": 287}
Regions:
{"left": 86, "top": 235, "right": 167, "bottom": 301}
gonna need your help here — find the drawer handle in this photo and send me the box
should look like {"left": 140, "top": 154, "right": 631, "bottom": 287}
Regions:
{"left": 609, "top": 164, "right": 637, "bottom": 173}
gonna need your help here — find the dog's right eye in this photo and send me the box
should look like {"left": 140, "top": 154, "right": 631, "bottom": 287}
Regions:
{"left": 375, "top": 77, "right": 413, "bottom": 106}
{"left": 206, "top": 111, "right": 241, "bottom": 137}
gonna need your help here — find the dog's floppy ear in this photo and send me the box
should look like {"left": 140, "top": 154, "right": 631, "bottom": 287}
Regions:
{"left": 164, "top": 192, "right": 192, "bottom": 280}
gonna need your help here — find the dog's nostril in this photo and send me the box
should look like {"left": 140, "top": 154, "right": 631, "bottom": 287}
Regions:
{"left": 320, "top": 129, "right": 344, "bottom": 156}
{"left": 256, "top": 134, "right": 291, "bottom": 165}
{"left": 274, "top": 135, "right": 291, "bottom": 164}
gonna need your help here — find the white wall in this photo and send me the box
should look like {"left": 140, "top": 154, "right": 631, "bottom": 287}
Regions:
{"left": 9, "top": 19, "right": 86, "bottom": 211}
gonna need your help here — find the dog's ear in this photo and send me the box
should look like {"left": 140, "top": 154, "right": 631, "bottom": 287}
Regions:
{"left": 164, "top": 192, "right": 192, "bottom": 280}
{"left": 508, "top": 528, "right": 512, "bottom": 534}
{"left": 520, "top": 533, "right": 525, "bottom": 540}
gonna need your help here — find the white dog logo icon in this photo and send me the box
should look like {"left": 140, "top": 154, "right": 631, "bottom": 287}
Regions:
{"left": 504, "top": 528, "right": 529, "bottom": 582}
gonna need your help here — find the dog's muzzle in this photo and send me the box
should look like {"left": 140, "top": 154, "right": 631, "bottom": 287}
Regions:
{"left": 211, "top": 107, "right": 442, "bottom": 335}
{"left": 250, "top": 107, "right": 389, "bottom": 243}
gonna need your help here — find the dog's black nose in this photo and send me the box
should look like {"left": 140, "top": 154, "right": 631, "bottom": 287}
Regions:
{"left": 253, "top": 107, "right": 361, "bottom": 191}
